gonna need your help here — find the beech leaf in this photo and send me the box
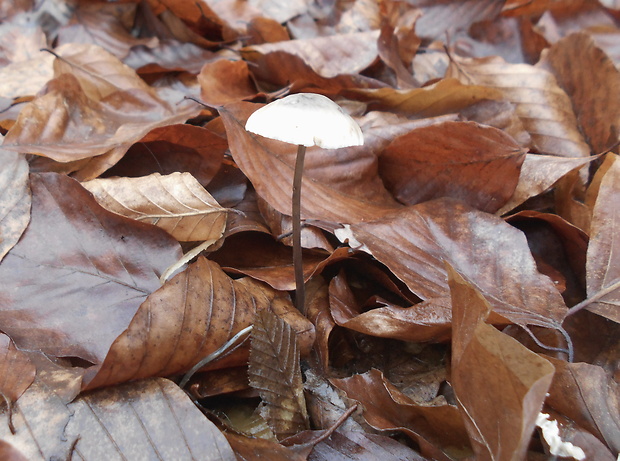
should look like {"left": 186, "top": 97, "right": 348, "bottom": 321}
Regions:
{"left": 0, "top": 148, "right": 30, "bottom": 262}
{"left": 83, "top": 172, "right": 228, "bottom": 242}
{"left": 249, "top": 308, "right": 310, "bottom": 439}
{"left": 0, "top": 333, "right": 35, "bottom": 405}
{"left": 0, "top": 173, "right": 182, "bottom": 365}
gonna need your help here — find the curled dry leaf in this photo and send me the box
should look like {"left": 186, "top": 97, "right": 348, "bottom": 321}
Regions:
{"left": 0, "top": 333, "right": 35, "bottom": 405}
{"left": 446, "top": 54, "right": 591, "bottom": 158}
{"left": 584, "top": 154, "right": 620, "bottom": 322}
{"left": 83, "top": 172, "right": 228, "bottom": 242}
{"left": 249, "top": 309, "right": 310, "bottom": 439}
{"left": 497, "top": 154, "right": 595, "bottom": 215}
{"left": 220, "top": 101, "right": 400, "bottom": 224}
{"left": 82, "top": 257, "right": 314, "bottom": 390}
{"left": 0, "top": 377, "right": 236, "bottom": 460}
{"left": 198, "top": 59, "right": 257, "bottom": 107}
{"left": 379, "top": 120, "right": 526, "bottom": 213}
{"left": 339, "top": 198, "right": 567, "bottom": 329}
{"left": 2, "top": 44, "right": 200, "bottom": 167}
{"left": 448, "top": 265, "right": 555, "bottom": 460}
{"left": 0, "top": 149, "right": 30, "bottom": 262}
{"left": 0, "top": 173, "right": 182, "bottom": 365}
{"left": 539, "top": 32, "right": 620, "bottom": 154}
{"left": 243, "top": 30, "right": 379, "bottom": 79}
{"left": 332, "top": 368, "right": 471, "bottom": 460}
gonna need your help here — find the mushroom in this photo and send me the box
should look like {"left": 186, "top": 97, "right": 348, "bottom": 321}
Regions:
{"left": 245, "top": 93, "right": 364, "bottom": 312}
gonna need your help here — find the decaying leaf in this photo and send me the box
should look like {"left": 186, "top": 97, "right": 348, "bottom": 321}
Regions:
{"left": 0, "top": 148, "right": 30, "bottom": 262}
{"left": 0, "top": 173, "right": 182, "bottom": 365}
{"left": 0, "top": 333, "right": 35, "bottom": 405}
{"left": 249, "top": 308, "right": 310, "bottom": 439}
{"left": 83, "top": 172, "right": 228, "bottom": 242}
{"left": 448, "top": 265, "right": 555, "bottom": 460}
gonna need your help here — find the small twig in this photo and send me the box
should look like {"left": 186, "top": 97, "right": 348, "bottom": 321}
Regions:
{"left": 565, "top": 278, "right": 620, "bottom": 318}
{"left": 520, "top": 325, "right": 574, "bottom": 362}
{"left": 179, "top": 325, "right": 253, "bottom": 389}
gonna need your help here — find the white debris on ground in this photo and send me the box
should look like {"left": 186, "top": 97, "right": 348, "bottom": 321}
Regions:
{"left": 536, "top": 413, "right": 586, "bottom": 460}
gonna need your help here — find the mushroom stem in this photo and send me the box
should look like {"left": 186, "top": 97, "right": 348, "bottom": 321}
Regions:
{"left": 292, "top": 144, "right": 307, "bottom": 313}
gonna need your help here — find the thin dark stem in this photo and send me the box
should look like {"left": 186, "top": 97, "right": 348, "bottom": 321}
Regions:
{"left": 293, "top": 144, "right": 307, "bottom": 313}
{"left": 565, "top": 277, "right": 620, "bottom": 318}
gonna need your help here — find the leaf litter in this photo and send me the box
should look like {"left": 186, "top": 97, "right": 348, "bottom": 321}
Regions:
{"left": 0, "top": 1, "right": 619, "bottom": 459}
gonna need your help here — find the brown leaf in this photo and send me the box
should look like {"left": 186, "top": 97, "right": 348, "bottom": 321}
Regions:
{"left": 497, "top": 154, "right": 595, "bottom": 215}
{"left": 0, "top": 173, "right": 181, "bottom": 364}
{"left": 329, "top": 271, "right": 452, "bottom": 343}
{"left": 448, "top": 265, "right": 555, "bottom": 460}
{"left": 249, "top": 308, "right": 310, "bottom": 439}
{"left": 82, "top": 257, "right": 312, "bottom": 389}
{"left": 340, "top": 198, "right": 567, "bottom": 329}
{"left": 0, "top": 149, "right": 29, "bottom": 262}
{"left": 0, "top": 377, "right": 236, "bottom": 460}
{"left": 345, "top": 78, "right": 503, "bottom": 117}
{"left": 198, "top": 59, "right": 257, "bottom": 107}
{"left": 379, "top": 120, "right": 526, "bottom": 212}
{"left": 0, "top": 333, "right": 35, "bottom": 404}
{"left": 104, "top": 124, "right": 226, "bottom": 187}
{"left": 332, "top": 369, "right": 471, "bottom": 460}
{"left": 539, "top": 32, "right": 620, "bottom": 155}
{"left": 546, "top": 357, "right": 620, "bottom": 453}
{"left": 220, "top": 101, "right": 400, "bottom": 224}
{"left": 584, "top": 154, "right": 620, "bottom": 322}
{"left": 243, "top": 31, "right": 379, "bottom": 79}
{"left": 0, "top": 441, "right": 28, "bottom": 461}
{"left": 225, "top": 432, "right": 306, "bottom": 461}
{"left": 83, "top": 172, "right": 228, "bottom": 242}
{"left": 446, "top": 54, "right": 591, "bottom": 158}
{"left": 2, "top": 45, "right": 200, "bottom": 169}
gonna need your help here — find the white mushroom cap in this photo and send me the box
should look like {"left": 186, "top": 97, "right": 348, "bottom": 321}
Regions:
{"left": 245, "top": 93, "right": 364, "bottom": 149}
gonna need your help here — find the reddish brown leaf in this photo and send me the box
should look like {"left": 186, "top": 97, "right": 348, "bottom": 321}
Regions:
{"left": 379, "top": 121, "right": 526, "bottom": 212}
{"left": 448, "top": 265, "right": 555, "bottom": 460}
{"left": 446, "top": 54, "right": 591, "bottom": 158}
{"left": 584, "top": 154, "right": 620, "bottom": 321}
{"left": 0, "top": 441, "right": 28, "bottom": 461}
{"left": 539, "top": 32, "right": 620, "bottom": 154}
{"left": 339, "top": 198, "right": 567, "bottom": 329}
{"left": 82, "top": 256, "right": 313, "bottom": 389}
{"left": 0, "top": 333, "right": 35, "bottom": 404}
{"left": 0, "top": 173, "right": 181, "bottom": 364}
{"left": 225, "top": 432, "right": 306, "bottom": 461}
{"left": 0, "top": 149, "right": 29, "bottom": 262}
{"left": 249, "top": 309, "right": 310, "bottom": 439}
{"left": 332, "top": 369, "right": 471, "bottom": 460}
{"left": 198, "top": 59, "right": 257, "bottom": 107}
{"left": 220, "top": 101, "right": 400, "bottom": 224}
{"left": 546, "top": 357, "right": 620, "bottom": 453}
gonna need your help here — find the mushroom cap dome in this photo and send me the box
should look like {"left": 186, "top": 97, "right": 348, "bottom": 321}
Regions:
{"left": 245, "top": 93, "right": 364, "bottom": 149}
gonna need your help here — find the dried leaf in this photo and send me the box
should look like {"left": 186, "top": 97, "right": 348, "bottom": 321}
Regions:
{"left": 83, "top": 172, "right": 228, "bottom": 242}
{"left": 448, "top": 264, "right": 555, "bottom": 460}
{"left": 539, "top": 32, "right": 620, "bottom": 154}
{"left": 198, "top": 59, "right": 257, "bottom": 107}
{"left": 585, "top": 154, "right": 620, "bottom": 322}
{"left": 332, "top": 369, "right": 472, "bottom": 460}
{"left": 0, "top": 333, "right": 35, "bottom": 404}
{"left": 0, "top": 173, "right": 181, "bottom": 364}
{"left": 249, "top": 308, "right": 309, "bottom": 439}
{"left": 414, "top": 0, "right": 504, "bottom": 39}
{"left": 446, "top": 54, "right": 591, "bottom": 158}
{"left": 497, "top": 154, "right": 594, "bottom": 215}
{"left": 225, "top": 432, "right": 306, "bottom": 461}
{"left": 220, "top": 101, "right": 400, "bottom": 224}
{"left": 0, "top": 378, "right": 236, "bottom": 460}
{"left": 340, "top": 198, "right": 567, "bottom": 329}
{"left": 0, "top": 149, "right": 29, "bottom": 262}
{"left": 379, "top": 120, "right": 526, "bottom": 212}
{"left": 83, "top": 257, "right": 313, "bottom": 389}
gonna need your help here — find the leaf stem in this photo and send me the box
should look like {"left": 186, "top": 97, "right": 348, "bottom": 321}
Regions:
{"left": 565, "top": 277, "right": 620, "bottom": 318}
{"left": 293, "top": 144, "right": 307, "bottom": 313}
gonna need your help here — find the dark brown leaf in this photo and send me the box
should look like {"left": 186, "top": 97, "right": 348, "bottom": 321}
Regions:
{"left": 0, "top": 173, "right": 181, "bottom": 364}
{"left": 249, "top": 308, "right": 310, "bottom": 439}
{"left": 0, "top": 333, "right": 35, "bottom": 404}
